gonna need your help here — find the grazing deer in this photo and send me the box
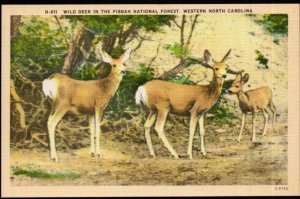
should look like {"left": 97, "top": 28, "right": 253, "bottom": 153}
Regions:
{"left": 135, "top": 49, "right": 232, "bottom": 159}
{"left": 42, "top": 48, "right": 131, "bottom": 162}
{"left": 227, "top": 73, "right": 276, "bottom": 142}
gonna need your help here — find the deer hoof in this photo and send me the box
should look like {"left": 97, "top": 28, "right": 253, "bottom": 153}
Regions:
{"left": 173, "top": 154, "right": 179, "bottom": 159}
{"left": 202, "top": 151, "right": 207, "bottom": 156}
{"left": 97, "top": 153, "right": 103, "bottom": 159}
{"left": 51, "top": 156, "right": 59, "bottom": 163}
{"left": 150, "top": 154, "right": 156, "bottom": 158}
{"left": 90, "top": 152, "right": 95, "bottom": 157}
{"left": 237, "top": 139, "right": 241, "bottom": 143}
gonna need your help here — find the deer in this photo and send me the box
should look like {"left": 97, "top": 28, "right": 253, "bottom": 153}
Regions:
{"left": 227, "top": 73, "right": 276, "bottom": 143}
{"left": 135, "top": 49, "right": 233, "bottom": 159}
{"left": 42, "top": 48, "right": 131, "bottom": 162}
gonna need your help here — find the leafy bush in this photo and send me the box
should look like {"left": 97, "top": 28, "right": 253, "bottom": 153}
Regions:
{"left": 163, "top": 43, "right": 191, "bottom": 59}
{"left": 65, "top": 15, "right": 175, "bottom": 35}
{"left": 106, "top": 64, "right": 155, "bottom": 119}
{"left": 11, "top": 16, "right": 67, "bottom": 80}
{"left": 73, "top": 62, "right": 101, "bottom": 80}
{"left": 207, "top": 79, "right": 237, "bottom": 123}
{"left": 256, "top": 14, "right": 288, "bottom": 36}
{"left": 255, "top": 50, "right": 269, "bottom": 69}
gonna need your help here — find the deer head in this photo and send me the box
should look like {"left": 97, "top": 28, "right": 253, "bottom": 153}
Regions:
{"left": 204, "top": 49, "right": 231, "bottom": 79}
{"left": 228, "top": 73, "right": 249, "bottom": 94}
{"left": 99, "top": 48, "right": 131, "bottom": 77}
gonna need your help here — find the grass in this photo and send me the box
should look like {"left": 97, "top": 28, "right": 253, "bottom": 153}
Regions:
{"left": 11, "top": 167, "right": 80, "bottom": 180}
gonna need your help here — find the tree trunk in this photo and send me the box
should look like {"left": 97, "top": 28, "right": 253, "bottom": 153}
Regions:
{"left": 62, "top": 21, "right": 94, "bottom": 75}
{"left": 158, "top": 60, "right": 186, "bottom": 79}
{"left": 11, "top": 16, "right": 21, "bottom": 38}
{"left": 10, "top": 16, "right": 26, "bottom": 129}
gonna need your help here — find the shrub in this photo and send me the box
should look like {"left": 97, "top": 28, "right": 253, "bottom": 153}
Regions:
{"left": 106, "top": 64, "right": 155, "bottom": 119}
{"left": 255, "top": 50, "right": 269, "bottom": 69}
{"left": 256, "top": 14, "right": 288, "bottom": 36}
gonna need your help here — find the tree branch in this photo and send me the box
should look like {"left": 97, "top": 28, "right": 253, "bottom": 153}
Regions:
{"left": 180, "top": 15, "right": 186, "bottom": 62}
{"left": 171, "top": 18, "right": 181, "bottom": 29}
{"left": 184, "top": 15, "right": 199, "bottom": 50}
{"left": 54, "top": 15, "right": 70, "bottom": 49}
{"left": 10, "top": 80, "right": 26, "bottom": 129}
{"left": 157, "top": 59, "right": 187, "bottom": 79}
{"left": 148, "top": 44, "right": 161, "bottom": 68}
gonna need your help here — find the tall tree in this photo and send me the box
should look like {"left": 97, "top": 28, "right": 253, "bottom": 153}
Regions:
{"left": 11, "top": 16, "right": 21, "bottom": 38}
{"left": 61, "top": 21, "right": 94, "bottom": 75}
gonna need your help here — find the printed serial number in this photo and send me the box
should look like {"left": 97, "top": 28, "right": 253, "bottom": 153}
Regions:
{"left": 275, "top": 186, "right": 288, "bottom": 191}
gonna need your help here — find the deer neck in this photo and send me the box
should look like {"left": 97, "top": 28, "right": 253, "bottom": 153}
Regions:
{"left": 237, "top": 89, "right": 248, "bottom": 103}
{"left": 207, "top": 70, "right": 223, "bottom": 99}
{"left": 98, "top": 72, "right": 123, "bottom": 96}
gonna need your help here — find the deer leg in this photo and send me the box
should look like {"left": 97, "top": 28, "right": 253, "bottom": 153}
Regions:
{"left": 251, "top": 111, "right": 256, "bottom": 142}
{"left": 187, "top": 113, "right": 198, "bottom": 159}
{"left": 198, "top": 115, "right": 207, "bottom": 156}
{"left": 47, "top": 107, "right": 67, "bottom": 162}
{"left": 155, "top": 110, "right": 178, "bottom": 159}
{"left": 89, "top": 115, "right": 96, "bottom": 156}
{"left": 144, "top": 111, "right": 157, "bottom": 157}
{"left": 262, "top": 109, "right": 269, "bottom": 136}
{"left": 269, "top": 101, "right": 277, "bottom": 133}
{"left": 237, "top": 113, "right": 246, "bottom": 143}
{"left": 95, "top": 109, "right": 103, "bottom": 158}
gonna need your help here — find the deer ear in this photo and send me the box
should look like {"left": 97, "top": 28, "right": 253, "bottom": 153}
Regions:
{"left": 235, "top": 73, "right": 242, "bottom": 82}
{"left": 99, "top": 49, "right": 112, "bottom": 63}
{"left": 204, "top": 49, "right": 212, "bottom": 63}
{"left": 241, "top": 73, "right": 249, "bottom": 85}
{"left": 121, "top": 47, "right": 131, "bottom": 63}
{"left": 221, "top": 49, "right": 231, "bottom": 62}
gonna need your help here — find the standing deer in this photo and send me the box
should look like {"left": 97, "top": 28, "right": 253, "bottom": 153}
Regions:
{"left": 42, "top": 48, "right": 131, "bottom": 162}
{"left": 135, "top": 49, "right": 232, "bottom": 159}
{"left": 227, "top": 73, "right": 276, "bottom": 142}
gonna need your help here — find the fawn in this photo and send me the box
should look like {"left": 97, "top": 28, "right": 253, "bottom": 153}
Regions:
{"left": 227, "top": 73, "right": 276, "bottom": 142}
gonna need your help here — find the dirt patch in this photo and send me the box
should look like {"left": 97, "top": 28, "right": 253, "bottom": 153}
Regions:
{"left": 11, "top": 119, "right": 287, "bottom": 186}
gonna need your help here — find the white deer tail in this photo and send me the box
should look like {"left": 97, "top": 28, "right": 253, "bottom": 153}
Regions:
{"left": 135, "top": 86, "right": 148, "bottom": 105}
{"left": 42, "top": 78, "right": 58, "bottom": 100}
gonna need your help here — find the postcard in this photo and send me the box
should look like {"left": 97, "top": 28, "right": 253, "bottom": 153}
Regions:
{"left": 2, "top": 4, "right": 299, "bottom": 197}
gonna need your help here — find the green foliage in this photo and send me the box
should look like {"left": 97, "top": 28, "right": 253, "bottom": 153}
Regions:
{"left": 163, "top": 43, "right": 191, "bottom": 59}
{"left": 256, "top": 14, "right": 288, "bottom": 36}
{"left": 169, "top": 74, "right": 194, "bottom": 85}
{"left": 106, "top": 64, "right": 155, "bottom": 118}
{"left": 208, "top": 104, "right": 237, "bottom": 123}
{"left": 12, "top": 167, "right": 80, "bottom": 180}
{"left": 65, "top": 15, "right": 175, "bottom": 35}
{"left": 255, "top": 50, "right": 269, "bottom": 69}
{"left": 207, "top": 80, "right": 237, "bottom": 123}
{"left": 11, "top": 16, "right": 67, "bottom": 78}
{"left": 110, "top": 46, "right": 125, "bottom": 59}
{"left": 222, "top": 79, "right": 234, "bottom": 94}
{"left": 273, "top": 37, "right": 280, "bottom": 45}
{"left": 73, "top": 62, "right": 101, "bottom": 80}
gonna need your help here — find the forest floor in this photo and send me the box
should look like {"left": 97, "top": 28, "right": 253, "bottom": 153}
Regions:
{"left": 10, "top": 118, "right": 287, "bottom": 185}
